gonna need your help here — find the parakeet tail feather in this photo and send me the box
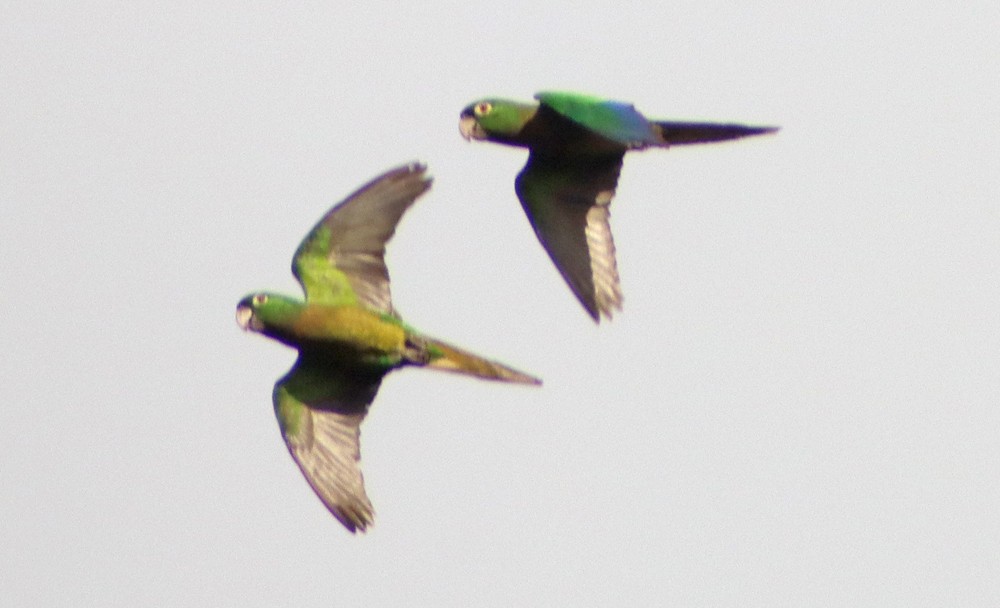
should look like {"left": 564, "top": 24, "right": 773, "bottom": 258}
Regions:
{"left": 417, "top": 337, "right": 541, "bottom": 385}
{"left": 654, "top": 121, "right": 779, "bottom": 145}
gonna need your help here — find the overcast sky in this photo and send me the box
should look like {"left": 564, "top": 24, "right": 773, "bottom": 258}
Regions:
{"left": 2, "top": 1, "right": 998, "bottom": 606}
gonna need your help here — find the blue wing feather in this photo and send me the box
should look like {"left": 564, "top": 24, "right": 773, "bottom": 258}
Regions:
{"left": 535, "top": 91, "right": 660, "bottom": 148}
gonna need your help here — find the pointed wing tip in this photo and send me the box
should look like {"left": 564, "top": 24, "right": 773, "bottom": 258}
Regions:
{"left": 390, "top": 161, "right": 433, "bottom": 186}
{"left": 339, "top": 520, "right": 370, "bottom": 535}
{"left": 332, "top": 505, "right": 375, "bottom": 534}
{"left": 580, "top": 306, "right": 608, "bottom": 324}
{"left": 581, "top": 289, "right": 623, "bottom": 324}
{"left": 372, "top": 160, "right": 434, "bottom": 211}
{"left": 590, "top": 303, "right": 623, "bottom": 324}
{"left": 582, "top": 304, "right": 601, "bottom": 323}
{"left": 405, "top": 160, "right": 429, "bottom": 174}
{"left": 377, "top": 161, "right": 431, "bottom": 185}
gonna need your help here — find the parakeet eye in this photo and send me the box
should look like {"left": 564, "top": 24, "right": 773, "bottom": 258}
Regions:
{"left": 474, "top": 102, "right": 493, "bottom": 116}
{"left": 253, "top": 294, "right": 268, "bottom": 306}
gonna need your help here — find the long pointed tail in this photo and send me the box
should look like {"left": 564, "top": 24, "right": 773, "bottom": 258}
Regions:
{"left": 415, "top": 336, "right": 541, "bottom": 385}
{"left": 654, "top": 121, "right": 779, "bottom": 145}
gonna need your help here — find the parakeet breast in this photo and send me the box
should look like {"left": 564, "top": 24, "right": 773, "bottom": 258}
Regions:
{"left": 292, "top": 305, "right": 407, "bottom": 364}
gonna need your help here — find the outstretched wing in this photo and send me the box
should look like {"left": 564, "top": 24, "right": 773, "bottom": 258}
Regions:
{"left": 292, "top": 163, "right": 432, "bottom": 313}
{"left": 273, "top": 354, "right": 385, "bottom": 533}
{"left": 515, "top": 152, "right": 625, "bottom": 322}
{"left": 536, "top": 91, "right": 660, "bottom": 149}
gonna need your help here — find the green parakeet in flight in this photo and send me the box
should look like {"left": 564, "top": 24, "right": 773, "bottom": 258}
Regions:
{"left": 459, "top": 91, "right": 778, "bottom": 322}
{"left": 236, "top": 163, "right": 541, "bottom": 533}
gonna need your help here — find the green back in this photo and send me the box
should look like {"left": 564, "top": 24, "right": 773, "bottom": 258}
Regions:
{"left": 536, "top": 91, "right": 659, "bottom": 148}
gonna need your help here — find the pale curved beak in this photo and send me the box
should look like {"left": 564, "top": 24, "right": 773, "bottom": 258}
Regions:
{"left": 235, "top": 304, "right": 254, "bottom": 331}
{"left": 459, "top": 115, "right": 484, "bottom": 141}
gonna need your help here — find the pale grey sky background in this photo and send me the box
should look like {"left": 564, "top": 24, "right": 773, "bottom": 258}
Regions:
{"left": 2, "top": 1, "right": 998, "bottom": 606}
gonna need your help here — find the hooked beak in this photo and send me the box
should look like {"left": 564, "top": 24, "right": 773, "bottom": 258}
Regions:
{"left": 235, "top": 304, "right": 255, "bottom": 331}
{"left": 459, "top": 115, "right": 485, "bottom": 141}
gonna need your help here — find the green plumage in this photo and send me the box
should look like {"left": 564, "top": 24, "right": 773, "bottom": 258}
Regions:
{"left": 460, "top": 91, "right": 779, "bottom": 322}
{"left": 237, "top": 164, "right": 540, "bottom": 533}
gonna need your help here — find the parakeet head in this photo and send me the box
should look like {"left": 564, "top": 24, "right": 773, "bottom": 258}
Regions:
{"left": 459, "top": 98, "right": 538, "bottom": 142}
{"left": 236, "top": 293, "right": 304, "bottom": 337}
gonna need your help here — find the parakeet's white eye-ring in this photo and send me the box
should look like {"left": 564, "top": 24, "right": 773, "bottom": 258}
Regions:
{"left": 253, "top": 294, "right": 268, "bottom": 306}
{"left": 474, "top": 102, "right": 492, "bottom": 116}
